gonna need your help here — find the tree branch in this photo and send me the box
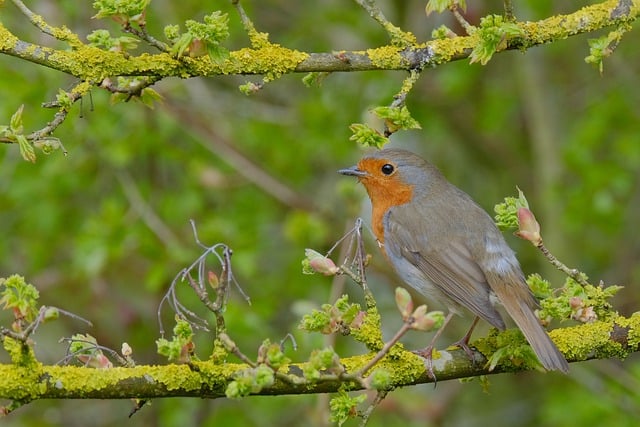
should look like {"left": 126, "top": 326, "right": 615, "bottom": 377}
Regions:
{"left": 1, "top": 1, "right": 636, "bottom": 78}
{"left": 1, "top": 314, "right": 638, "bottom": 401}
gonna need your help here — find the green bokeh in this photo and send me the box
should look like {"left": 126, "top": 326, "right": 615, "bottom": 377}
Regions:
{"left": 1, "top": 1, "right": 640, "bottom": 426}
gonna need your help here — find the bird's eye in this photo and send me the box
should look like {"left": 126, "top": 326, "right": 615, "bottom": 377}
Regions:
{"left": 381, "top": 164, "right": 395, "bottom": 175}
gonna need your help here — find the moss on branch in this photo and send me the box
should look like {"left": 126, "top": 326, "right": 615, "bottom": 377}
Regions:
{"left": 1, "top": 0, "right": 637, "bottom": 81}
{"left": 1, "top": 314, "right": 638, "bottom": 401}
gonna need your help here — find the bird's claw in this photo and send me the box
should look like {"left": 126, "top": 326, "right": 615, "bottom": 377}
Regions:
{"left": 412, "top": 346, "right": 437, "bottom": 384}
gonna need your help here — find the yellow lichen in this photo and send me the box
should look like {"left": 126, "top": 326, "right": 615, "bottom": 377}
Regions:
{"left": 350, "top": 305, "right": 384, "bottom": 352}
{"left": 366, "top": 45, "right": 404, "bottom": 70}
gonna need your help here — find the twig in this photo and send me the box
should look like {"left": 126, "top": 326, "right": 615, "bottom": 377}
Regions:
{"left": 536, "top": 241, "right": 590, "bottom": 287}
{"left": 100, "top": 76, "right": 161, "bottom": 101}
{"left": 232, "top": 0, "right": 270, "bottom": 49}
{"left": 58, "top": 337, "right": 130, "bottom": 367}
{"left": 11, "top": 0, "right": 81, "bottom": 44}
{"left": 122, "top": 22, "right": 170, "bottom": 52}
{"left": 157, "top": 221, "right": 250, "bottom": 337}
{"left": 353, "top": 0, "right": 416, "bottom": 46}
{"left": 450, "top": 3, "right": 474, "bottom": 34}
{"left": 359, "top": 390, "right": 389, "bottom": 426}
{"left": 504, "top": 0, "right": 516, "bottom": 21}
{"left": 355, "top": 323, "right": 411, "bottom": 376}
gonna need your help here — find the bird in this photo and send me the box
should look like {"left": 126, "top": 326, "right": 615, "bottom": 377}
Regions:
{"left": 339, "top": 148, "right": 569, "bottom": 374}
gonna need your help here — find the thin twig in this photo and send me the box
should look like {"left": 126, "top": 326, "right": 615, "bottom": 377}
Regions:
{"left": 359, "top": 390, "right": 389, "bottom": 426}
{"left": 504, "top": 0, "right": 516, "bottom": 21}
{"left": 11, "top": 0, "right": 81, "bottom": 44}
{"left": 450, "top": 4, "right": 474, "bottom": 34}
{"left": 353, "top": 0, "right": 415, "bottom": 46}
{"left": 537, "top": 241, "right": 590, "bottom": 287}
{"left": 123, "top": 22, "right": 170, "bottom": 52}
{"left": 355, "top": 323, "right": 411, "bottom": 376}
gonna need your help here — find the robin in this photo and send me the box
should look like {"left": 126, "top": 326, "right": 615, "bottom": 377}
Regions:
{"left": 339, "top": 148, "right": 569, "bottom": 374}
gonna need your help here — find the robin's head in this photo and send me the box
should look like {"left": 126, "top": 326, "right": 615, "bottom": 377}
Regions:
{"left": 339, "top": 148, "right": 442, "bottom": 205}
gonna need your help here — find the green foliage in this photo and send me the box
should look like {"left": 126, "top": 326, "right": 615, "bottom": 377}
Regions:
{"left": 425, "top": 0, "right": 466, "bottom": 15}
{"left": 372, "top": 106, "right": 422, "bottom": 134}
{"left": 166, "top": 11, "right": 230, "bottom": 63}
{"left": 87, "top": 29, "right": 139, "bottom": 52}
{"left": 329, "top": 390, "right": 367, "bottom": 426}
{"left": 0, "top": 105, "right": 34, "bottom": 163}
{"left": 299, "top": 295, "right": 363, "bottom": 335}
{"left": 92, "top": 0, "right": 150, "bottom": 23}
{"left": 469, "top": 15, "right": 524, "bottom": 65}
{"left": 584, "top": 26, "right": 629, "bottom": 74}
{"left": 225, "top": 365, "right": 275, "bottom": 398}
{"left": 156, "top": 318, "right": 195, "bottom": 363}
{"left": 0, "top": 275, "right": 40, "bottom": 323}
{"left": 303, "top": 347, "right": 343, "bottom": 380}
{"left": 349, "top": 123, "right": 388, "bottom": 148}
{"left": 365, "top": 367, "right": 392, "bottom": 391}
{"left": 258, "top": 339, "right": 291, "bottom": 370}
{"left": 534, "top": 274, "right": 623, "bottom": 324}
{"left": 493, "top": 187, "right": 529, "bottom": 231}
{"left": 484, "top": 328, "right": 542, "bottom": 372}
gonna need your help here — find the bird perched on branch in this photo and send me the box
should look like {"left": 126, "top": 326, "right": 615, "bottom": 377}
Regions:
{"left": 339, "top": 148, "right": 568, "bottom": 375}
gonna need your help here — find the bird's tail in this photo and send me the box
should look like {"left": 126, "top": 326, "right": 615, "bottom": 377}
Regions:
{"left": 488, "top": 273, "right": 569, "bottom": 373}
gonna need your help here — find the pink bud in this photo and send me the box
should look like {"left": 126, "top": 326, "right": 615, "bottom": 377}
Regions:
{"left": 515, "top": 207, "right": 542, "bottom": 246}
{"left": 349, "top": 311, "right": 366, "bottom": 329}
{"left": 305, "top": 249, "right": 340, "bottom": 276}
{"left": 410, "top": 307, "right": 445, "bottom": 332}
{"left": 395, "top": 287, "right": 414, "bottom": 320}
{"left": 569, "top": 296, "right": 583, "bottom": 309}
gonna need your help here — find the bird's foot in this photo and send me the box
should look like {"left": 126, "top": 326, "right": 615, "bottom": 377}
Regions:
{"left": 449, "top": 337, "right": 476, "bottom": 365}
{"left": 412, "top": 346, "right": 437, "bottom": 383}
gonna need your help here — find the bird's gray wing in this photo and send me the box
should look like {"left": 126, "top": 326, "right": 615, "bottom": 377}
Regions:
{"left": 385, "top": 205, "right": 505, "bottom": 329}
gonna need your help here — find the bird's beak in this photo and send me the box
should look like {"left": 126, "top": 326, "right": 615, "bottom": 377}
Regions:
{"left": 338, "top": 166, "right": 367, "bottom": 177}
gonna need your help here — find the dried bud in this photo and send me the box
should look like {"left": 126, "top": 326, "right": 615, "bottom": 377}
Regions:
{"left": 395, "top": 287, "right": 414, "bottom": 320}
{"left": 572, "top": 306, "right": 597, "bottom": 323}
{"left": 304, "top": 249, "right": 339, "bottom": 276}
{"left": 515, "top": 207, "right": 542, "bottom": 246}
{"left": 121, "top": 342, "right": 133, "bottom": 357}
{"left": 208, "top": 271, "right": 219, "bottom": 289}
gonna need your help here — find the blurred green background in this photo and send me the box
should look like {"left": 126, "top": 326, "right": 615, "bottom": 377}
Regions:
{"left": 1, "top": 0, "right": 640, "bottom": 426}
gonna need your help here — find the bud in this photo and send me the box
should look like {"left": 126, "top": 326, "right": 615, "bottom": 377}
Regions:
{"left": 208, "top": 271, "right": 219, "bottom": 289}
{"left": 395, "top": 287, "right": 414, "bottom": 320}
{"left": 515, "top": 207, "right": 542, "bottom": 246}
{"left": 43, "top": 306, "right": 60, "bottom": 322}
{"left": 363, "top": 368, "right": 392, "bottom": 391}
{"left": 569, "top": 296, "right": 583, "bottom": 309}
{"left": 572, "top": 305, "right": 597, "bottom": 323}
{"left": 188, "top": 39, "right": 207, "bottom": 57}
{"left": 121, "top": 342, "right": 133, "bottom": 357}
{"left": 303, "top": 249, "right": 339, "bottom": 276}
{"left": 349, "top": 310, "right": 366, "bottom": 329}
{"left": 410, "top": 307, "right": 445, "bottom": 332}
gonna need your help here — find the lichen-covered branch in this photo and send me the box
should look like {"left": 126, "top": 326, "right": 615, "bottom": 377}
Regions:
{"left": 0, "top": 314, "right": 638, "bottom": 402}
{"left": 0, "top": 1, "right": 637, "bottom": 78}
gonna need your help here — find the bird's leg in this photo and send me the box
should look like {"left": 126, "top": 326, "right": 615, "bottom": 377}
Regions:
{"left": 450, "top": 316, "right": 480, "bottom": 362}
{"left": 413, "top": 311, "right": 455, "bottom": 381}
